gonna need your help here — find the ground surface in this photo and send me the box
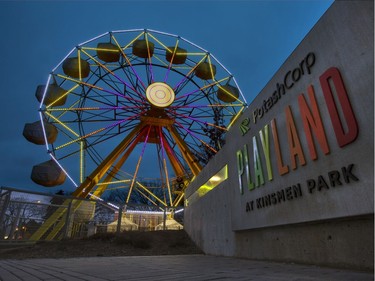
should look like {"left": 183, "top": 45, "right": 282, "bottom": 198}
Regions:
{"left": 0, "top": 230, "right": 203, "bottom": 259}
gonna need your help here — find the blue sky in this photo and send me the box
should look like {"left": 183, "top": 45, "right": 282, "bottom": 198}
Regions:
{"left": 0, "top": 0, "right": 333, "bottom": 194}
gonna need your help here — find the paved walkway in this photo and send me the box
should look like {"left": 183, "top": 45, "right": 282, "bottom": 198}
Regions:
{"left": 0, "top": 255, "right": 373, "bottom": 281}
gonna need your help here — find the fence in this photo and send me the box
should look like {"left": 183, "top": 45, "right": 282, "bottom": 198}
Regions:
{"left": 0, "top": 186, "right": 184, "bottom": 242}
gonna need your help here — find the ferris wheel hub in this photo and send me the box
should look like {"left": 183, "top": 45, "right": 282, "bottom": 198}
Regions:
{"left": 146, "top": 82, "right": 175, "bottom": 108}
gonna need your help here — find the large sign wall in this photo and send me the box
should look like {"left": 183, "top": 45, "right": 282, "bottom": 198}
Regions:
{"left": 185, "top": 1, "right": 373, "bottom": 269}
{"left": 225, "top": 0, "right": 374, "bottom": 230}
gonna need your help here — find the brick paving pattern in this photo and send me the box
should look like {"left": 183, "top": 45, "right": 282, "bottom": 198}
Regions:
{"left": 0, "top": 255, "right": 373, "bottom": 281}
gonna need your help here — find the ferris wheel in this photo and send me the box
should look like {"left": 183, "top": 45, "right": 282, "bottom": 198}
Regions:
{"left": 24, "top": 29, "right": 247, "bottom": 209}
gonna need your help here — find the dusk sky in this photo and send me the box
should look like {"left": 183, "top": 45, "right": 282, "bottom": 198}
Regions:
{"left": 0, "top": 0, "right": 333, "bottom": 195}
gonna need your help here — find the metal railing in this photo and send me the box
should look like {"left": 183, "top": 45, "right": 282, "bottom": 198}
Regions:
{"left": 0, "top": 186, "right": 184, "bottom": 242}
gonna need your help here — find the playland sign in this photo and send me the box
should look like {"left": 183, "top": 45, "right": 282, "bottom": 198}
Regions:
{"left": 230, "top": 50, "right": 372, "bottom": 230}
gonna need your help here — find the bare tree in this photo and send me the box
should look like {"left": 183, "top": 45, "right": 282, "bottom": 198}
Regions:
{"left": 1, "top": 196, "right": 46, "bottom": 240}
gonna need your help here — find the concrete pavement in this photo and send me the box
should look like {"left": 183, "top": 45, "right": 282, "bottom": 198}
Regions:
{"left": 0, "top": 255, "right": 373, "bottom": 281}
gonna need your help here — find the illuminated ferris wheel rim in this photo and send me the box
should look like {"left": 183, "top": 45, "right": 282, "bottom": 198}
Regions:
{"left": 33, "top": 28, "right": 247, "bottom": 196}
{"left": 24, "top": 28, "right": 248, "bottom": 241}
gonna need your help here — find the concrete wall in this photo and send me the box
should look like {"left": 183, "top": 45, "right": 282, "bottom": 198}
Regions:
{"left": 185, "top": 1, "right": 374, "bottom": 271}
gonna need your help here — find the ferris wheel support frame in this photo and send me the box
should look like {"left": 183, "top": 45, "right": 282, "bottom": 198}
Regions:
{"left": 31, "top": 119, "right": 202, "bottom": 240}
{"left": 72, "top": 122, "right": 144, "bottom": 198}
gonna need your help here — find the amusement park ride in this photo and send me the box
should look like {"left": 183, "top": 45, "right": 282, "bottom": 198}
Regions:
{"left": 22, "top": 29, "right": 247, "bottom": 239}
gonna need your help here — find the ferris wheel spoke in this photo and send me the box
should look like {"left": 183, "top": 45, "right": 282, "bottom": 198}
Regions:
{"left": 144, "top": 32, "right": 155, "bottom": 84}
{"left": 173, "top": 123, "right": 204, "bottom": 144}
{"left": 171, "top": 103, "right": 245, "bottom": 113}
{"left": 173, "top": 75, "right": 192, "bottom": 96}
{"left": 120, "top": 67, "right": 139, "bottom": 89}
{"left": 54, "top": 117, "right": 139, "bottom": 151}
{"left": 174, "top": 87, "right": 213, "bottom": 106}
{"left": 163, "top": 39, "right": 180, "bottom": 83}
{"left": 48, "top": 109, "right": 144, "bottom": 149}
{"left": 66, "top": 105, "right": 143, "bottom": 122}
{"left": 145, "top": 63, "right": 152, "bottom": 85}
{"left": 45, "top": 99, "right": 82, "bottom": 126}
{"left": 174, "top": 120, "right": 218, "bottom": 154}
{"left": 174, "top": 106, "right": 218, "bottom": 120}
{"left": 174, "top": 76, "right": 230, "bottom": 102}
{"left": 82, "top": 132, "right": 121, "bottom": 150}
{"left": 46, "top": 105, "right": 144, "bottom": 113}
{"left": 173, "top": 54, "right": 207, "bottom": 92}
{"left": 82, "top": 90, "right": 124, "bottom": 109}
{"left": 89, "top": 73, "right": 143, "bottom": 109}
{"left": 78, "top": 112, "right": 115, "bottom": 124}
{"left": 44, "top": 111, "right": 79, "bottom": 138}
{"left": 110, "top": 32, "right": 149, "bottom": 93}
{"left": 84, "top": 128, "right": 136, "bottom": 150}
{"left": 170, "top": 128, "right": 207, "bottom": 162}
{"left": 81, "top": 91, "right": 114, "bottom": 107}
{"left": 45, "top": 84, "right": 80, "bottom": 108}
{"left": 56, "top": 74, "right": 145, "bottom": 105}
{"left": 86, "top": 82, "right": 146, "bottom": 106}
{"left": 119, "top": 66, "right": 147, "bottom": 103}
{"left": 81, "top": 49, "right": 145, "bottom": 100}
{"left": 99, "top": 73, "right": 124, "bottom": 95}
